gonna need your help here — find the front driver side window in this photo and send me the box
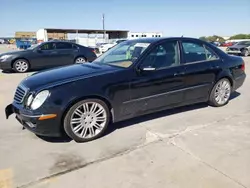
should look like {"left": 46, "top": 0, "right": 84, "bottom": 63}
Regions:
{"left": 40, "top": 43, "right": 55, "bottom": 51}
{"left": 141, "top": 41, "right": 179, "bottom": 70}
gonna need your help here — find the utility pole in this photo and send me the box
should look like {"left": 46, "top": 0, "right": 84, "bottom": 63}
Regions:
{"left": 102, "top": 13, "right": 106, "bottom": 41}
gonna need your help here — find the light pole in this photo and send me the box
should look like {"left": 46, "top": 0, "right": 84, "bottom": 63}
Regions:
{"left": 102, "top": 13, "right": 106, "bottom": 42}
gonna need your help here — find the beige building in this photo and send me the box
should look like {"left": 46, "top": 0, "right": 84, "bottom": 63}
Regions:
{"left": 15, "top": 31, "right": 36, "bottom": 38}
{"left": 15, "top": 31, "right": 68, "bottom": 40}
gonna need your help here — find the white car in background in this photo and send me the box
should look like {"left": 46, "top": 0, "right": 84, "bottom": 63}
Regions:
{"left": 99, "top": 39, "right": 127, "bottom": 53}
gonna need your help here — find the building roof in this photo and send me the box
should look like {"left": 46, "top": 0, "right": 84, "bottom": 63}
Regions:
{"left": 43, "top": 28, "right": 129, "bottom": 34}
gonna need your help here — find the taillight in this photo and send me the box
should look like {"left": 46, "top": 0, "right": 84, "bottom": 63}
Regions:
{"left": 241, "top": 61, "right": 245, "bottom": 71}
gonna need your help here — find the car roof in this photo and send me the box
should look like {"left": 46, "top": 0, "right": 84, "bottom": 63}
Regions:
{"left": 45, "top": 40, "right": 73, "bottom": 44}
{"left": 127, "top": 37, "right": 203, "bottom": 44}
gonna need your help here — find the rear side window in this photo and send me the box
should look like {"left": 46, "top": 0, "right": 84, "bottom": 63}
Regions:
{"left": 182, "top": 41, "right": 218, "bottom": 64}
{"left": 56, "top": 42, "right": 73, "bottom": 49}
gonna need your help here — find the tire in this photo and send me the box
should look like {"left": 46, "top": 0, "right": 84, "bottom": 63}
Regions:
{"left": 74, "top": 56, "right": 87, "bottom": 64}
{"left": 209, "top": 78, "right": 231, "bottom": 107}
{"left": 63, "top": 99, "right": 110, "bottom": 142}
{"left": 13, "top": 59, "right": 30, "bottom": 73}
{"left": 241, "top": 49, "right": 249, "bottom": 57}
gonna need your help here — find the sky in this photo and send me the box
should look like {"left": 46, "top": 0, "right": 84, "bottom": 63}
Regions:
{"left": 1, "top": 0, "right": 250, "bottom": 37}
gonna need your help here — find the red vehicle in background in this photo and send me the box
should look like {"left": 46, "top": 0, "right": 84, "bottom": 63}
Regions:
{"left": 221, "top": 42, "right": 236, "bottom": 47}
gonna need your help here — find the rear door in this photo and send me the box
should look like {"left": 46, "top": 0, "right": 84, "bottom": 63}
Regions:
{"left": 54, "top": 42, "right": 75, "bottom": 65}
{"left": 180, "top": 39, "right": 221, "bottom": 102}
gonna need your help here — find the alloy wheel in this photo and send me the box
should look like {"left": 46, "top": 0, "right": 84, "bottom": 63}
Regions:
{"left": 214, "top": 79, "right": 231, "bottom": 105}
{"left": 244, "top": 50, "right": 249, "bottom": 57}
{"left": 75, "top": 57, "right": 86, "bottom": 63}
{"left": 70, "top": 102, "right": 107, "bottom": 139}
{"left": 15, "top": 60, "right": 29, "bottom": 72}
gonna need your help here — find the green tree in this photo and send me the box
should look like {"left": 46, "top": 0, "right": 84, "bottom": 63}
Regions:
{"left": 229, "top": 34, "right": 250, "bottom": 40}
{"left": 199, "top": 35, "right": 225, "bottom": 43}
{"left": 199, "top": 36, "right": 208, "bottom": 41}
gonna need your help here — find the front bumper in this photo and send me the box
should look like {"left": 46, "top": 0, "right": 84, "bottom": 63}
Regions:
{"left": 226, "top": 50, "right": 241, "bottom": 54}
{"left": 0, "top": 59, "right": 12, "bottom": 70}
{"left": 5, "top": 103, "right": 62, "bottom": 137}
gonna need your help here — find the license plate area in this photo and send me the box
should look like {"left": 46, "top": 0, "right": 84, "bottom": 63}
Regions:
{"left": 13, "top": 106, "right": 20, "bottom": 114}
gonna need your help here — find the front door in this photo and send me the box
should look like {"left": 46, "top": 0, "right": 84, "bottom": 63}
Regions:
{"left": 31, "top": 42, "right": 58, "bottom": 69}
{"left": 180, "top": 40, "right": 221, "bottom": 102}
{"left": 126, "top": 40, "right": 186, "bottom": 116}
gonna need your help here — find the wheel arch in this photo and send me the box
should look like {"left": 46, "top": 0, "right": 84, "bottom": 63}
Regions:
{"left": 74, "top": 55, "right": 87, "bottom": 62}
{"left": 215, "top": 71, "right": 234, "bottom": 87}
{"left": 11, "top": 57, "right": 30, "bottom": 68}
{"left": 60, "top": 95, "right": 114, "bottom": 134}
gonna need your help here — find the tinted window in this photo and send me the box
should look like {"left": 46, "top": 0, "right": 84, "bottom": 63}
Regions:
{"left": 182, "top": 42, "right": 207, "bottom": 63}
{"left": 182, "top": 41, "right": 218, "bottom": 63}
{"left": 205, "top": 46, "right": 218, "bottom": 60}
{"left": 40, "top": 43, "right": 55, "bottom": 50}
{"left": 141, "top": 41, "right": 179, "bottom": 69}
{"left": 56, "top": 42, "right": 72, "bottom": 49}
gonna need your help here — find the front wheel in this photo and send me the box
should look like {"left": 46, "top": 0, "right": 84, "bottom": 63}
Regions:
{"left": 209, "top": 78, "right": 231, "bottom": 107}
{"left": 13, "top": 59, "right": 30, "bottom": 73}
{"left": 64, "top": 99, "right": 110, "bottom": 142}
{"left": 241, "top": 49, "right": 249, "bottom": 57}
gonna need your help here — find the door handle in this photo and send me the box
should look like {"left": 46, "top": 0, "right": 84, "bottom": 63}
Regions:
{"left": 174, "top": 72, "right": 185, "bottom": 76}
{"left": 209, "top": 65, "right": 219, "bottom": 70}
{"left": 51, "top": 51, "right": 58, "bottom": 54}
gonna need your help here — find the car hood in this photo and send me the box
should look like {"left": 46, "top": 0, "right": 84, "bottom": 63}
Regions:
{"left": 0, "top": 49, "right": 32, "bottom": 56}
{"left": 20, "top": 63, "right": 120, "bottom": 90}
{"left": 229, "top": 44, "right": 249, "bottom": 49}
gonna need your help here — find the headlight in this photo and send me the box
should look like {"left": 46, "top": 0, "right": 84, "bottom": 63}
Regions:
{"left": 0, "top": 55, "right": 12, "bottom": 60}
{"left": 30, "top": 90, "right": 50, "bottom": 110}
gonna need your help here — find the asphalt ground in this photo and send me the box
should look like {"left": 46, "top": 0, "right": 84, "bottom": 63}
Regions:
{"left": 0, "top": 45, "right": 250, "bottom": 188}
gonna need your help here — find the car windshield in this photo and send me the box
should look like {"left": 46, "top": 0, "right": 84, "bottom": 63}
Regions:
{"left": 236, "top": 41, "right": 250, "bottom": 45}
{"left": 93, "top": 40, "right": 151, "bottom": 68}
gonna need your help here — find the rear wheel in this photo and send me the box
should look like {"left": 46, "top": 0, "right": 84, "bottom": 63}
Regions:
{"left": 63, "top": 99, "right": 110, "bottom": 142}
{"left": 209, "top": 78, "right": 231, "bottom": 107}
{"left": 13, "top": 59, "right": 30, "bottom": 73}
{"left": 75, "top": 57, "right": 86, "bottom": 64}
{"left": 241, "top": 49, "right": 249, "bottom": 57}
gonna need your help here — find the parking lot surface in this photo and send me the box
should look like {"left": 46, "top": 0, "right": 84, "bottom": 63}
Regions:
{"left": 0, "top": 46, "right": 250, "bottom": 188}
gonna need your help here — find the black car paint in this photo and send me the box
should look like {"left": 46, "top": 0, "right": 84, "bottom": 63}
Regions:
{"left": 5, "top": 37, "right": 246, "bottom": 137}
{"left": 0, "top": 41, "right": 97, "bottom": 71}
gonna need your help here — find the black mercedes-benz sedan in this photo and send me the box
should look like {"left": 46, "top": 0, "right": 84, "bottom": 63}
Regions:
{"left": 0, "top": 41, "right": 97, "bottom": 73}
{"left": 5, "top": 37, "right": 246, "bottom": 142}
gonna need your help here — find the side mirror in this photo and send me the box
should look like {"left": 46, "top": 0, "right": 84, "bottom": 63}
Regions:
{"left": 36, "top": 48, "right": 42, "bottom": 53}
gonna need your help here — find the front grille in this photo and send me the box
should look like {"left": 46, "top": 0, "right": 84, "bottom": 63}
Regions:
{"left": 230, "top": 48, "right": 238, "bottom": 51}
{"left": 14, "top": 85, "right": 28, "bottom": 103}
